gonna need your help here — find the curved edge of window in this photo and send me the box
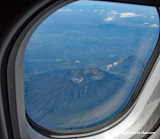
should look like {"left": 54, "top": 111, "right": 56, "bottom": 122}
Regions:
{"left": 4, "top": 0, "right": 160, "bottom": 138}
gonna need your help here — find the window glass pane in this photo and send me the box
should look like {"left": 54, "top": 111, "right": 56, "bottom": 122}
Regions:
{"left": 24, "top": 1, "right": 159, "bottom": 131}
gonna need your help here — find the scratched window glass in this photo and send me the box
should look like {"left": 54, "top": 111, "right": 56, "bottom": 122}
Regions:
{"left": 24, "top": 1, "right": 159, "bottom": 130}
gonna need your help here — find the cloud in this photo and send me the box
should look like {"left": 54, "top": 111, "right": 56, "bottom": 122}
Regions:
{"left": 151, "top": 16, "right": 154, "bottom": 18}
{"left": 58, "top": 9, "right": 72, "bottom": 12}
{"left": 144, "top": 22, "right": 149, "bottom": 25}
{"left": 104, "top": 10, "right": 117, "bottom": 22}
{"left": 150, "top": 24, "right": 159, "bottom": 28}
{"left": 100, "top": 10, "right": 105, "bottom": 14}
{"left": 56, "top": 59, "right": 63, "bottom": 62}
{"left": 113, "top": 62, "right": 118, "bottom": 66}
{"left": 79, "top": 9, "right": 84, "bottom": 12}
{"left": 57, "top": 9, "right": 63, "bottom": 12}
{"left": 107, "top": 10, "right": 118, "bottom": 16}
{"left": 75, "top": 60, "right": 80, "bottom": 63}
{"left": 108, "top": 54, "right": 116, "bottom": 58}
{"left": 92, "top": 76, "right": 103, "bottom": 80}
{"left": 64, "top": 9, "right": 72, "bottom": 12}
{"left": 119, "top": 12, "right": 140, "bottom": 18}
{"left": 104, "top": 16, "right": 115, "bottom": 22}
{"left": 110, "top": 10, "right": 118, "bottom": 15}
{"left": 107, "top": 60, "right": 120, "bottom": 70}
{"left": 107, "top": 64, "right": 112, "bottom": 70}
{"left": 104, "top": 10, "right": 143, "bottom": 22}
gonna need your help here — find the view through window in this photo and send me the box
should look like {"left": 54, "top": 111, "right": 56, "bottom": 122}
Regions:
{"left": 24, "top": 1, "right": 159, "bottom": 131}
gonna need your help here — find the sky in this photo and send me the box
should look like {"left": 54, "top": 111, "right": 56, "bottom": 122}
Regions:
{"left": 55, "top": 0, "right": 159, "bottom": 28}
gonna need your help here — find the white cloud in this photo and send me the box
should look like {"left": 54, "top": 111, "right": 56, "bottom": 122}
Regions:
{"left": 144, "top": 22, "right": 149, "bottom": 25}
{"left": 57, "top": 9, "right": 63, "bottom": 12}
{"left": 110, "top": 10, "right": 118, "bottom": 15}
{"left": 56, "top": 59, "right": 63, "bottom": 62}
{"left": 75, "top": 60, "right": 80, "bottom": 63}
{"left": 107, "top": 64, "right": 112, "bottom": 70}
{"left": 108, "top": 54, "right": 115, "bottom": 58}
{"left": 151, "top": 16, "right": 154, "bottom": 18}
{"left": 107, "top": 61, "right": 119, "bottom": 70}
{"left": 92, "top": 76, "right": 102, "bottom": 80}
{"left": 150, "top": 24, "right": 159, "bottom": 28}
{"left": 104, "top": 16, "right": 115, "bottom": 22}
{"left": 58, "top": 9, "right": 72, "bottom": 12}
{"left": 64, "top": 9, "right": 72, "bottom": 12}
{"left": 100, "top": 10, "right": 105, "bottom": 14}
{"left": 79, "top": 9, "right": 84, "bottom": 12}
{"left": 107, "top": 10, "right": 118, "bottom": 16}
{"left": 104, "top": 11, "right": 116, "bottom": 22}
{"left": 119, "top": 12, "right": 139, "bottom": 18}
{"left": 113, "top": 62, "right": 118, "bottom": 66}
{"left": 104, "top": 10, "right": 142, "bottom": 22}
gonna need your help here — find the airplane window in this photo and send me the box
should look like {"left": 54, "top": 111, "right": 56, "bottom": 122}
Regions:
{"left": 24, "top": 0, "right": 159, "bottom": 134}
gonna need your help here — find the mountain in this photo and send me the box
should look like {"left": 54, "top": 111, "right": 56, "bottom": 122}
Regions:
{"left": 25, "top": 68, "right": 130, "bottom": 129}
{"left": 24, "top": 55, "right": 146, "bottom": 129}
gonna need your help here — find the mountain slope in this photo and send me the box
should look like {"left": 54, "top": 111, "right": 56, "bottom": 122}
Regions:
{"left": 25, "top": 68, "right": 128, "bottom": 128}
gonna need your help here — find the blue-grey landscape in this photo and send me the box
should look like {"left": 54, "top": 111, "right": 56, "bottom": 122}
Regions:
{"left": 24, "top": 1, "right": 159, "bottom": 130}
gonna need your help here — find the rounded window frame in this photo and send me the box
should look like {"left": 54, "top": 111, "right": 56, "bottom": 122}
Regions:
{"left": 6, "top": 0, "right": 160, "bottom": 138}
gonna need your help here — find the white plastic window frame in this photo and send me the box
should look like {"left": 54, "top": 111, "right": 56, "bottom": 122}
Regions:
{"left": 5, "top": 0, "right": 160, "bottom": 139}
